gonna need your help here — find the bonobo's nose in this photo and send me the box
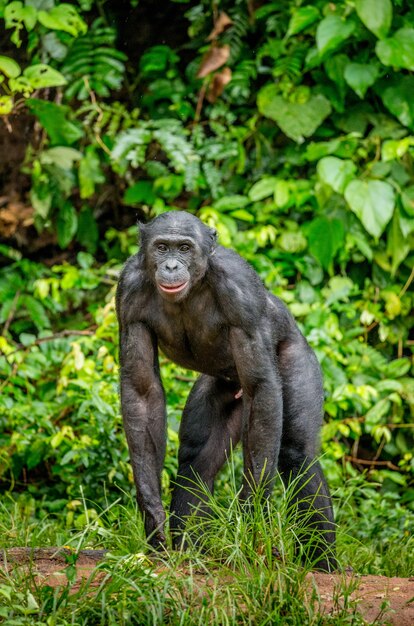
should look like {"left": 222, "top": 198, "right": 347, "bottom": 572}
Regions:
{"left": 165, "top": 259, "right": 178, "bottom": 272}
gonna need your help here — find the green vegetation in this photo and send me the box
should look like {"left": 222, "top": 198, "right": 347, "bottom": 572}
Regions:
{"left": 0, "top": 0, "right": 413, "bottom": 623}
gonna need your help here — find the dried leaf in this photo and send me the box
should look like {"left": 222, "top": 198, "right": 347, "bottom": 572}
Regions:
{"left": 197, "top": 45, "right": 230, "bottom": 79}
{"left": 207, "top": 67, "right": 232, "bottom": 102}
{"left": 207, "top": 12, "right": 233, "bottom": 41}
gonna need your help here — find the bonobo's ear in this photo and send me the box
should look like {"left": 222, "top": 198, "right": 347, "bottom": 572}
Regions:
{"left": 209, "top": 227, "right": 218, "bottom": 254}
{"left": 138, "top": 222, "right": 147, "bottom": 247}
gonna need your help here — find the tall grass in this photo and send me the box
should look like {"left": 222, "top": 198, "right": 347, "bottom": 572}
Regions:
{"left": 0, "top": 463, "right": 412, "bottom": 624}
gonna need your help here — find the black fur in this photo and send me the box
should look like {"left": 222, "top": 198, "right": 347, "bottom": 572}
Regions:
{"left": 116, "top": 211, "right": 336, "bottom": 571}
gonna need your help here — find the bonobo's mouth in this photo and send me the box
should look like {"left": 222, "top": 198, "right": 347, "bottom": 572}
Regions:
{"left": 158, "top": 281, "right": 189, "bottom": 294}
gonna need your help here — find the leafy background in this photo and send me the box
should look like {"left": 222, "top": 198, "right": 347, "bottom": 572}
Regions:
{"left": 0, "top": 0, "right": 413, "bottom": 584}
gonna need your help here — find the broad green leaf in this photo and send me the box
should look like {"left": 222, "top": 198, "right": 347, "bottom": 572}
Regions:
{"left": 5, "top": 1, "right": 37, "bottom": 31}
{"left": 344, "top": 63, "right": 379, "bottom": 98}
{"left": 38, "top": 4, "right": 87, "bottom": 37}
{"left": 286, "top": 6, "right": 320, "bottom": 38}
{"left": 344, "top": 179, "right": 395, "bottom": 238}
{"left": 0, "top": 96, "right": 13, "bottom": 115}
{"left": 317, "top": 156, "right": 356, "bottom": 194}
{"left": 322, "top": 276, "right": 354, "bottom": 304}
{"left": 308, "top": 217, "right": 345, "bottom": 270}
{"left": 401, "top": 186, "right": 414, "bottom": 217}
{"left": 381, "top": 137, "right": 414, "bottom": 161}
{"left": 278, "top": 231, "right": 307, "bottom": 253}
{"left": 258, "top": 85, "right": 331, "bottom": 143}
{"left": 376, "top": 29, "right": 414, "bottom": 71}
{"left": 324, "top": 54, "right": 348, "bottom": 92}
{"left": 124, "top": 180, "right": 156, "bottom": 205}
{"left": 274, "top": 180, "right": 290, "bottom": 207}
{"left": 382, "top": 358, "right": 411, "bottom": 378}
{"left": 57, "top": 202, "right": 78, "bottom": 249}
{"left": 24, "top": 64, "right": 67, "bottom": 89}
{"left": 40, "top": 147, "right": 82, "bottom": 170}
{"left": 8, "top": 76, "right": 32, "bottom": 96}
{"left": 229, "top": 209, "right": 254, "bottom": 222}
{"left": 380, "top": 76, "right": 414, "bottom": 130}
{"left": 355, "top": 0, "right": 392, "bottom": 39}
{"left": 79, "top": 147, "right": 105, "bottom": 199}
{"left": 27, "top": 99, "right": 83, "bottom": 145}
{"left": 31, "top": 187, "right": 52, "bottom": 219}
{"left": 316, "top": 15, "right": 355, "bottom": 57}
{"left": 365, "top": 398, "right": 390, "bottom": 427}
{"left": 248, "top": 177, "right": 278, "bottom": 201}
{"left": 213, "top": 195, "right": 250, "bottom": 211}
{"left": 124, "top": 181, "right": 156, "bottom": 205}
{"left": 387, "top": 211, "right": 410, "bottom": 275}
{"left": 0, "top": 55, "right": 21, "bottom": 78}
{"left": 77, "top": 206, "right": 98, "bottom": 253}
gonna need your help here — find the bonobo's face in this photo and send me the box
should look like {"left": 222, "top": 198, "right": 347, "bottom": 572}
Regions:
{"left": 140, "top": 212, "right": 217, "bottom": 302}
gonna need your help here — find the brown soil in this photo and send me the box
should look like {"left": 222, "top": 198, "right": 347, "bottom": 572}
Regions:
{"left": 1, "top": 548, "right": 413, "bottom": 624}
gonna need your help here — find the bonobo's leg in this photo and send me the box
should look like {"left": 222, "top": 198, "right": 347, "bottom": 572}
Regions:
{"left": 170, "top": 375, "right": 243, "bottom": 546}
{"left": 278, "top": 337, "right": 337, "bottom": 572}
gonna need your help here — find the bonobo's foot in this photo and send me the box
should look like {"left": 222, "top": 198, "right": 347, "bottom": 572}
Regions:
{"left": 148, "top": 531, "right": 168, "bottom": 552}
{"left": 312, "top": 555, "right": 338, "bottom": 573}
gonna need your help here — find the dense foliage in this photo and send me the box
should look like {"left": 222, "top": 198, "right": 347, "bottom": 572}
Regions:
{"left": 0, "top": 0, "right": 413, "bottom": 572}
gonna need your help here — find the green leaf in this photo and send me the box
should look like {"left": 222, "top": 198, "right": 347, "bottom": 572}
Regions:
{"left": 344, "top": 63, "right": 379, "bottom": 98}
{"left": 124, "top": 181, "right": 156, "bottom": 205}
{"left": 376, "top": 28, "right": 414, "bottom": 71}
{"left": 27, "top": 99, "right": 83, "bottom": 145}
{"left": 38, "top": 4, "right": 87, "bottom": 37}
{"left": 316, "top": 15, "right": 355, "bottom": 57}
{"left": 387, "top": 211, "right": 410, "bottom": 275}
{"left": 355, "top": 0, "right": 392, "bottom": 39}
{"left": 381, "top": 137, "right": 414, "bottom": 161}
{"left": 258, "top": 85, "right": 331, "bottom": 143}
{"left": 77, "top": 206, "right": 98, "bottom": 253}
{"left": 79, "top": 147, "right": 105, "bottom": 199}
{"left": 344, "top": 179, "right": 395, "bottom": 238}
{"left": 0, "top": 96, "right": 13, "bottom": 115}
{"left": 21, "top": 295, "right": 50, "bottom": 331}
{"left": 40, "top": 147, "right": 82, "bottom": 170}
{"left": 308, "top": 217, "right": 345, "bottom": 270}
{"left": 0, "top": 55, "right": 21, "bottom": 78}
{"left": 5, "top": 1, "right": 37, "bottom": 31}
{"left": 213, "top": 195, "right": 250, "bottom": 211}
{"left": 278, "top": 231, "right": 307, "bottom": 253}
{"left": 23, "top": 64, "right": 67, "bottom": 89}
{"left": 317, "top": 156, "right": 356, "bottom": 194}
{"left": 230, "top": 209, "right": 254, "bottom": 222}
{"left": 248, "top": 177, "right": 278, "bottom": 201}
{"left": 380, "top": 76, "right": 414, "bottom": 130}
{"left": 57, "top": 202, "right": 78, "bottom": 249}
{"left": 365, "top": 398, "right": 390, "bottom": 427}
{"left": 286, "top": 6, "right": 320, "bottom": 38}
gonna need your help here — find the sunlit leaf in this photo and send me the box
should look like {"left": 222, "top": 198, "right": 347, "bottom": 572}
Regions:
{"left": 355, "top": 0, "right": 392, "bottom": 39}
{"left": 345, "top": 179, "right": 395, "bottom": 238}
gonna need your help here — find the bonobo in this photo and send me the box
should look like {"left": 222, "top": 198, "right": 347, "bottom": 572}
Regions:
{"left": 116, "top": 211, "right": 336, "bottom": 571}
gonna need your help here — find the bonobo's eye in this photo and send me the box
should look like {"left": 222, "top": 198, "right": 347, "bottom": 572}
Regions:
{"left": 179, "top": 244, "right": 190, "bottom": 252}
{"left": 157, "top": 243, "right": 168, "bottom": 253}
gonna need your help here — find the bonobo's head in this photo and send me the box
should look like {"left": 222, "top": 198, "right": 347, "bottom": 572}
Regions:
{"left": 139, "top": 211, "right": 217, "bottom": 301}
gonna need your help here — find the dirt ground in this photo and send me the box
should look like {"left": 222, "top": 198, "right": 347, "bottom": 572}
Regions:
{"left": 1, "top": 548, "right": 413, "bottom": 625}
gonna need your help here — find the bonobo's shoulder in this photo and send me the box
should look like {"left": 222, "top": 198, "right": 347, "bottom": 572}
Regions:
{"left": 116, "top": 254, "right": 148, "bottom": 320}
{"left": 207, "top": 246, "right": 267, "bottom": 326}
{"left": 118, "top": 254, "right": 143, "bottom": 291}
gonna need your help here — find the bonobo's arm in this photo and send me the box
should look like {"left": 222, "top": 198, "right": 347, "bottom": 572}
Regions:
{"left": 229, "top": 327, "right": 283, "bottom": 498}
{"left": 119, "top": 320, "right": 167, "bottom": 546}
